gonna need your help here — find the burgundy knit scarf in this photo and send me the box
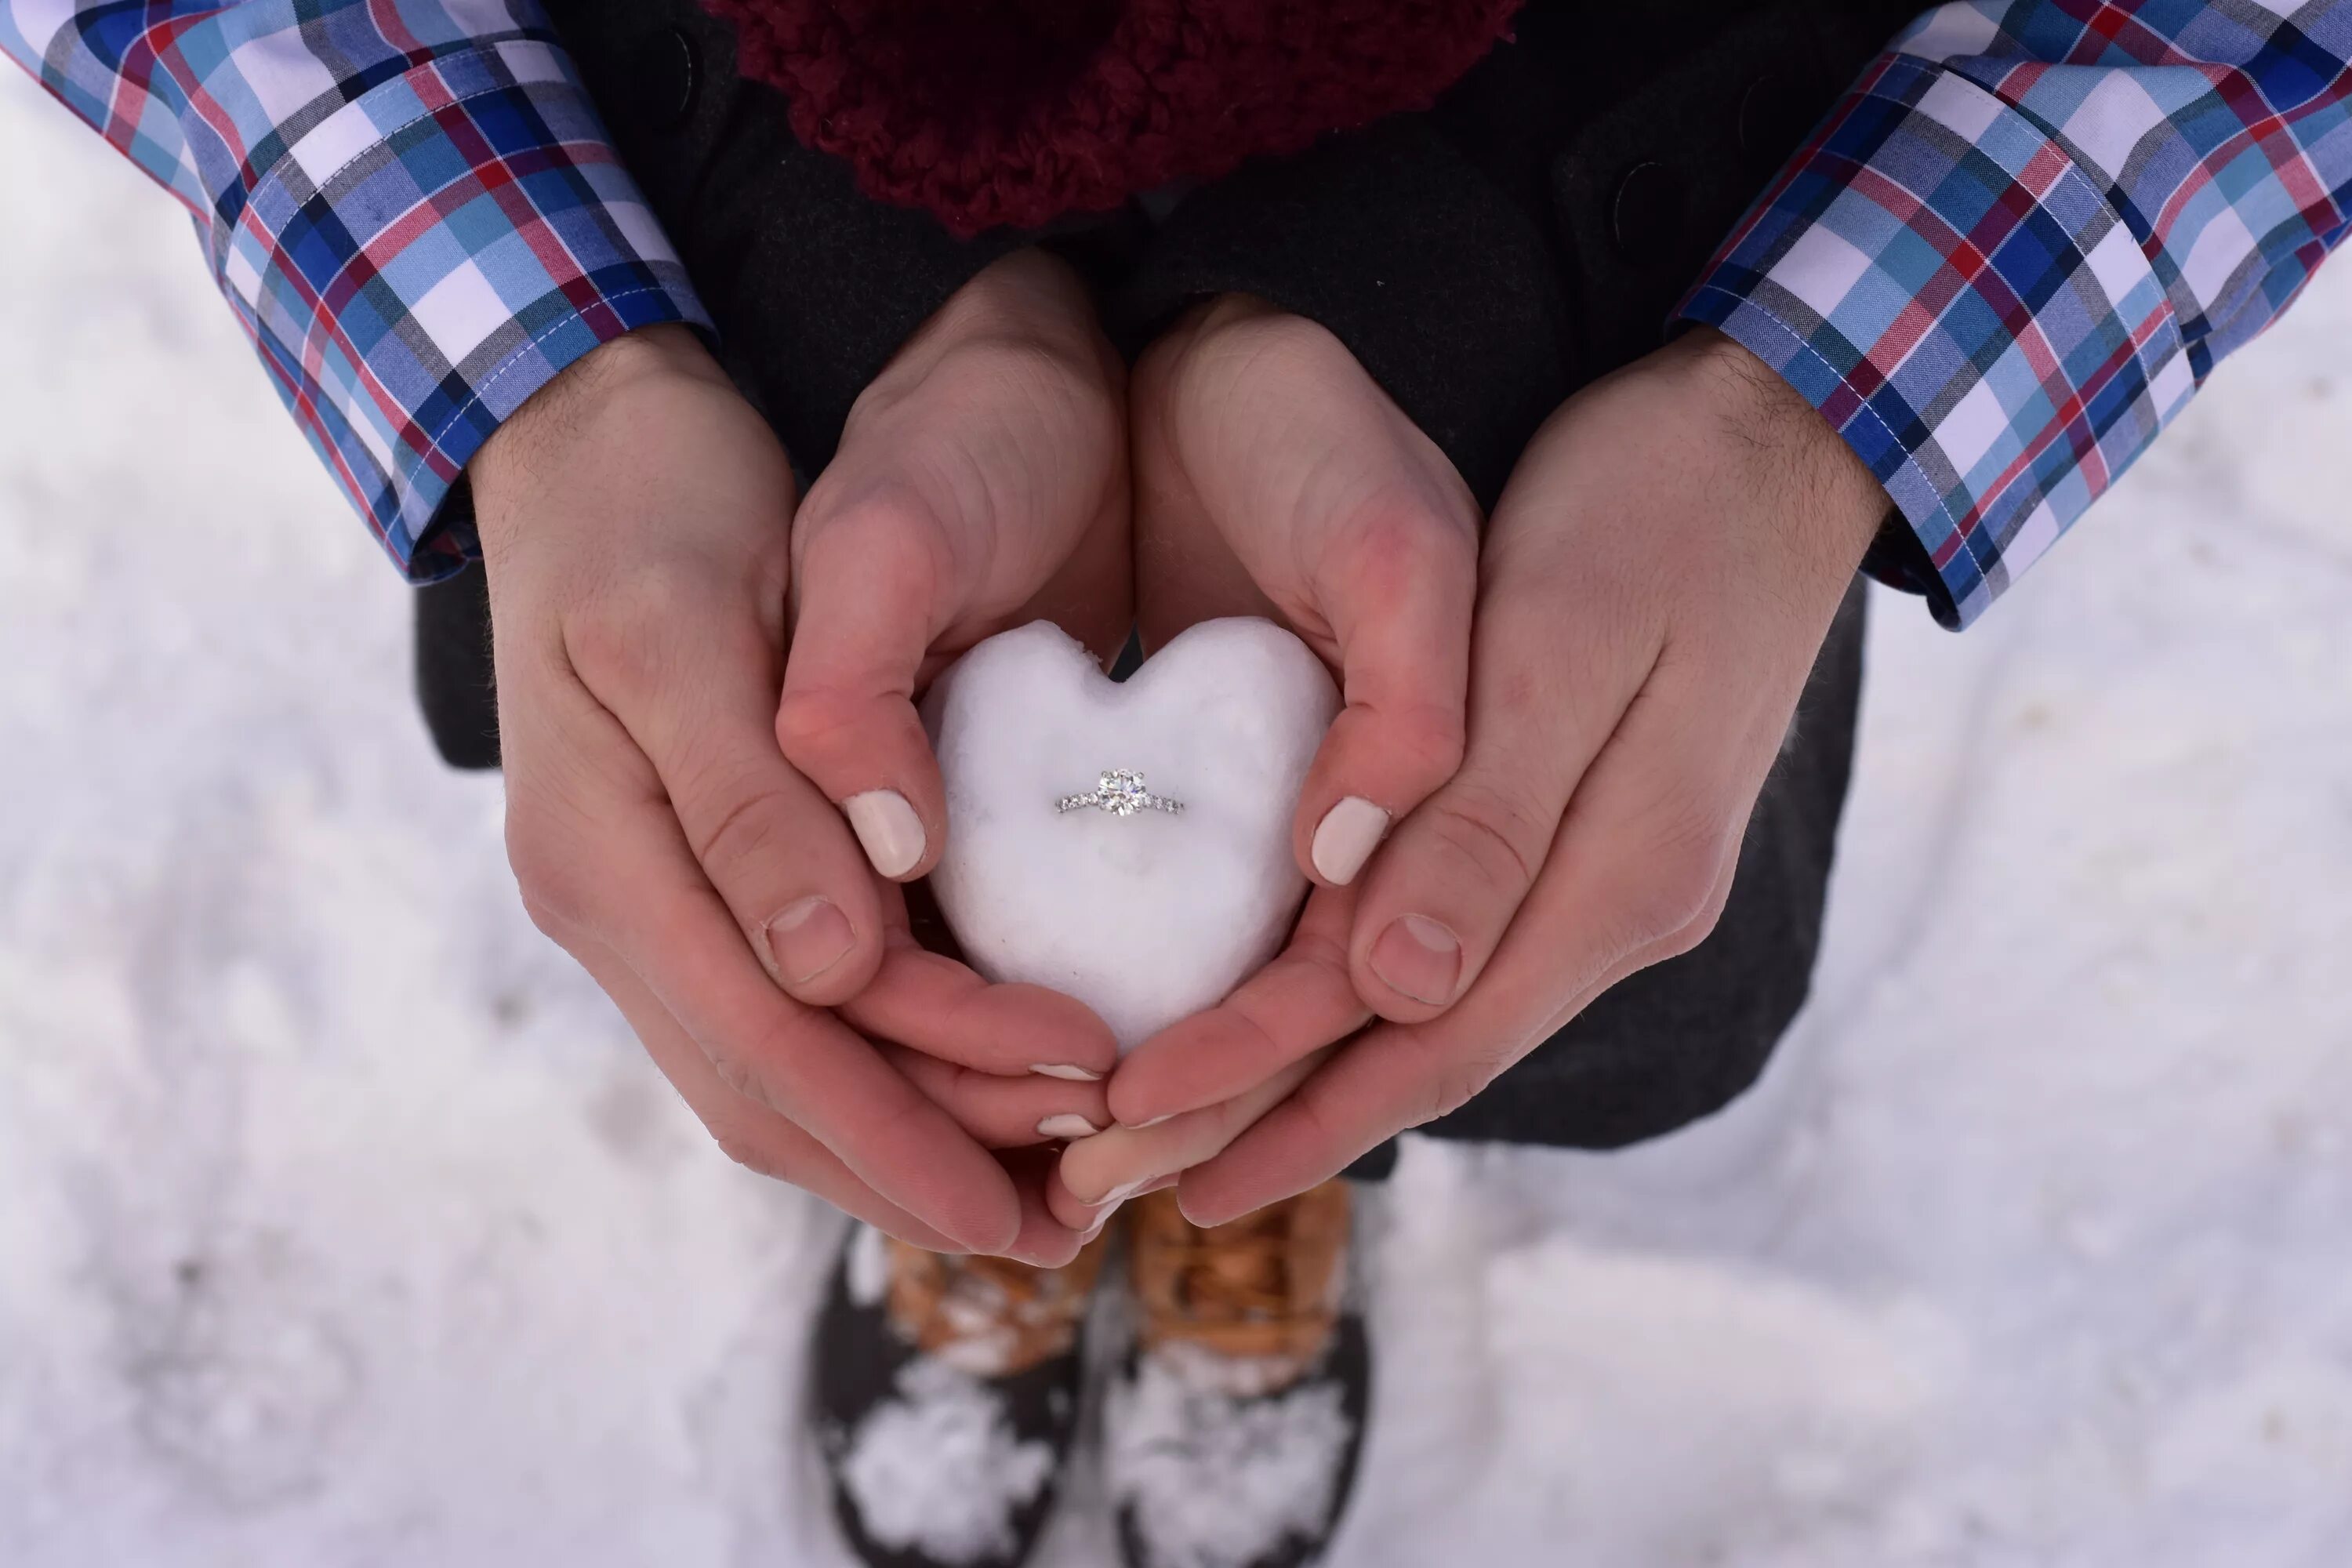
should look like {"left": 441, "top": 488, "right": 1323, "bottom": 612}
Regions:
{"left": 698, "top": 0, "right": 1523, "bottom": 236}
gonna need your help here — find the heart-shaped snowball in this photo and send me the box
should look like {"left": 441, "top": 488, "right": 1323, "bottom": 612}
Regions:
{"left": 923, "top": 618, "right": 1341, "bottom": 1051}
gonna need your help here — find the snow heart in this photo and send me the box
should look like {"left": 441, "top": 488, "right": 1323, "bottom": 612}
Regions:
{"left": 921, "top": 619, "right": 1341, "bottom": 1051}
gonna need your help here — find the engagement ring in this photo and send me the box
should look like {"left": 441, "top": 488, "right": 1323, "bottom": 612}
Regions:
{"left": 1057, "top": 768, "right": 1184, "bottom": 818}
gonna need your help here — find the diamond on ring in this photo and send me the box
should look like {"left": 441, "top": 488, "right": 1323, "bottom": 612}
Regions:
{"left": 1057, "top": 768, "right": 1184, "bottom": 818}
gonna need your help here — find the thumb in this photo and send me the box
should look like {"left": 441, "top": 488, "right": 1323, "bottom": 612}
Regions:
{"left": 777, "top": 491, "right": 950, "bottom": 881}
{"left": 1291, "top": 476, "right": 1479, "bottom": 894}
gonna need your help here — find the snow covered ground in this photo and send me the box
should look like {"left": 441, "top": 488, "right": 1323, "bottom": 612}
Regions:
{"left": 6, "top": 69, "right": 2352, "bottom": 1568}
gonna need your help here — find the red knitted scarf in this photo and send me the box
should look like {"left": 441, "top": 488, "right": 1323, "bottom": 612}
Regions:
{"left": 698, "top": 0, "right": 1523, "bottom": 237}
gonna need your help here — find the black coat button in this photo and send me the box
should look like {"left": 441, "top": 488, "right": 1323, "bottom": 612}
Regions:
{"left": 634, "top": 27, "right": 698, "bottom": 133}
{"left": 1611, "top": 161, "right": 1685, "bottom": 264}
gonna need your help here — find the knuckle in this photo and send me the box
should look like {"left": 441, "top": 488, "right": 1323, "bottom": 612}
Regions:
{"left": 706, "top": 1046, "right": 766, "bottom": 1107}
{"left": 1661, "top": 872, "right": 1735, "bottom": 960}
{"left": 1664, "top": 902, "right": 1725, "bottom": 959}
{"left": 1204, "top": 306, "right": 1338, "bottom": 372}
{"left": 707, "top": 1122, "right": 787, "bottom": 1181}
{"left": 1394, "top": 1025, "right": 1515, "bottom": 1130}
{"left": 564, "top": 565, "right": 694, "bottom": 694}
{"left": 1182, "top": 310, "right": 1347, "bottom": 412}
{"left": 1344, "top": 506, "right": 1473, "bottom": 610}
{"left": 1418, "top": 783, "right": 1550, "bottom": 899}
{"left": 1381, "top": 701, "right": 1468, "bottom": 792}
{"left": 1414, "top": 1054, "right": 1506, "bottom": 1128}
{"left": 568, "top": 557, "right": 782, "bottom": 702}
{"left": 1621, "top": 810, "right": 1736, "bottom": 946}
{"left": 679, "top": 764, "right": 796, "bottom": 872}
{"left": 504, "top": 813, "right": 592, "bottom": 935}
{"left": 517, "top": 893, "right": 570, "bottom": 945}
{"left": 772, "top": 682, "right": 865, "bottom": 764}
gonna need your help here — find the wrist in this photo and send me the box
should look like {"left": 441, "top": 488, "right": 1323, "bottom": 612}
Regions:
{"left": 1666, "top": 326, "right": 1889, "bottom": 570}
{"left": 470, "top": 324, "right": 722, "bottom": 510}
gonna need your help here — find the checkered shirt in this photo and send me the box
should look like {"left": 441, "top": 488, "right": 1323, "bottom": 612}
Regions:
{"left": 2, "top": 0, "right": 709, "bottom": 581}
{"left": 10, "top": 4, "right": 2350, "bottom": 619}
{"left": 1681, "top": 1, "right": 2352, "bottom": 627}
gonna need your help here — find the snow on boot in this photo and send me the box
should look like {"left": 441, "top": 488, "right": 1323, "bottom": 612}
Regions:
{"left": 1108, "top": 1181, "right": 1370, "bottom": 1568}
{"left": 813, "top": 1222, "right": 1112, "bottom": 1568}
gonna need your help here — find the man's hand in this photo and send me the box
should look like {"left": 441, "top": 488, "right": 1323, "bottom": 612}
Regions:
{"left": 473, "top": 251, "right": 1128, "bottom": 1263}
{"left": 1110, "top": 327, "right": 1887, "bottom": 1225}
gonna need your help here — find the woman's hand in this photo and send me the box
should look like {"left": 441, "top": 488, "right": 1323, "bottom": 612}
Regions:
{"left": 1112, "top": 327, "right": 1888, "bottom": 1225}
{"left": 1130, "top": 295, "right": 1479, "bottom": 887}
{"left": 474, "top": 248, "right": 1131, "bottom": 1265}
{"left": 779, "top": 247, "right": 1132, "bottom": 883}
{"left": 1047, "top": 297, "right": 1475, "bottom": 1229}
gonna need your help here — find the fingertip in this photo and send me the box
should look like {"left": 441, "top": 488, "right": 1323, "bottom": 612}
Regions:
{"left": 956, "top": 1201, "right": 1025, "bottom": 1257}
{"left": 763, "top": 895, "right": 885, "bottom": 1007}
{"left": 1293, "top": 704, "right": 1462, "bottom": 889}
{"left": 1355, "top": 912, "right": 1465, "bottom": 1021}
{"left": 1005, "top": 1177, "right": 1087, "bottom": 1265}
{"left": 1102, "top": 1021, "right": 1207, "bottom": 1127}
{"left": 1043, "top": 1163, "right": 1099, "bottom": 1234}
{"left": 1307, "top": 794, "right": 1392, "bottom": 886}
{"left": 1171, "top": 1174, "right": 1242, "bottom": 1230}
{"left": 843, "top": 788, "right": 930, "bottom": 880}
{"left": 999, "top": 984, "right": 1120, "bottom": 1082}
{"left": 772, "top": 681, "right": 949, "bottom": 883}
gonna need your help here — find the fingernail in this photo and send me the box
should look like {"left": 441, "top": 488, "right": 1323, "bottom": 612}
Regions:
{"left": 1311, "top": 797, "right": 1391, "bottom": 885}
{"left": 1082, "top": 1199, "right": 1123, "bottom": 1240}
{"left": 1029, "top": 1063, "right": 1103, "bottom": 1082}
{"left": 1037, "top": 1114, "right": 1102, "bottom": 1141}
{"left": 764, "top": 896, "right": 854, "bottom": 985}
{"left": 1370, "top": 913, "right": 1463, "bottom": 1005}
{"left": 1088, "top": 1175, "right": 1153, "bottom": 1208}
{"left": 1124, "top": 1113, "right": 1172, "bottom": 1130}
{"left": 843, "top": 789, "right": 925, "bottom": 879}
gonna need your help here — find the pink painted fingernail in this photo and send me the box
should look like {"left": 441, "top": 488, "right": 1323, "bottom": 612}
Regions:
{"left": 1310, "top": 797, "right": 1391, "bottom": 885}
{"left": 843, "top": 789, "right": 925, "bottom": 878}
{"left": 764, "top": 896, "right": 853, "bottom": 985}
{"left": 1370, "top": 913, "right": 1462, "bottom": 1005}
{"left": 1030, "top": 1063, "right": 1103, "bottom": 1082}
{"left": 1037, "top": 1114, "right": 1102, "bottom": 1141}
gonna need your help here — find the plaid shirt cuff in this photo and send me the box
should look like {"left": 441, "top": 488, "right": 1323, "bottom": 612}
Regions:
{"left": 223, "top": 40, "right": 709, "bottom": 579}
{"left": 1679, "top": 52, "right": 2194, "bottom": 630}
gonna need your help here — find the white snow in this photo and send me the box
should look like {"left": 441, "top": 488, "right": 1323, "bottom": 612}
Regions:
{"left": 1106, "top": 1346, "right": 1352, "bottom": 1568}
{"left": 924, "top": 618, "right": 1338, "bottom": 1051}
{"left": 7, "top": 64, "right": 2352, "bottom": 1568}
{"left": 836, "top": 1358, "right": 1056, "bottom": 1564}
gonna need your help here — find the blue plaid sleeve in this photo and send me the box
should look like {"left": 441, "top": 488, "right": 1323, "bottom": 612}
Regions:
{"left": 2, "top": 0, "right": 711, "bottom": 581}
{"left": 1678, "top": 1, "right": 2352, "bottom": 628}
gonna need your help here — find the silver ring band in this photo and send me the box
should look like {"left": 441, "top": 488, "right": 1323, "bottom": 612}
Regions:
{"left": 1058, "top": 768, "right": 1184, "bottom": 818}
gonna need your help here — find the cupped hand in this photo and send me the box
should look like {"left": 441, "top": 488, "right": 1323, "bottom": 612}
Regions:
{"left": 779, "top": 247, "right": 1132, "bottom": 884}
{"left": 474, "top": 251, "right": 1129, "bottom": 1264}
{"left": 1130, "top": 295, "right": 1479, "bottom": 889}
{"left": 1049, "top": 298, "right": 1479, "bottom": 1226}
{"left": 1114, "top": 326, "right": 1889, "bottom": 1225}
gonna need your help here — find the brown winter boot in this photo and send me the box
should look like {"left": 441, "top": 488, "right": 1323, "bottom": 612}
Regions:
{"left": 813, "top": 1225, "right": 1115, "bottom": 1568}
{"left": 1110, "top": 1181, "right": 1373, "bottom": 1568}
